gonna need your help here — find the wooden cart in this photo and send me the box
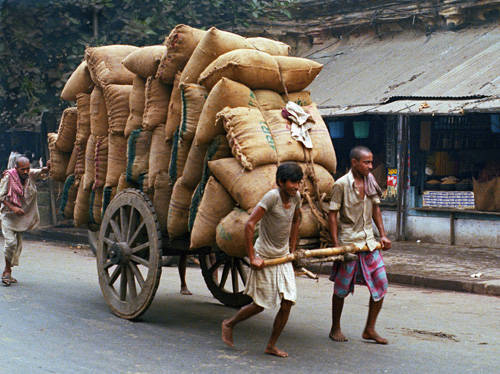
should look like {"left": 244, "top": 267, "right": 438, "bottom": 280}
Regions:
{"left": 92, "top": 188, "right": 252, "bottom": 320}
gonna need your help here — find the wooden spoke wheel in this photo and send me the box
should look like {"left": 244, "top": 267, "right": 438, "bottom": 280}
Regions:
{"left": 97, "top": 189, "right": 162, "bottom": 320}
{"left": 88, "top": 229, "right": 99, "bottom": 256}
{"left": 199, "top": 249, "right": 252, "bottom": 308}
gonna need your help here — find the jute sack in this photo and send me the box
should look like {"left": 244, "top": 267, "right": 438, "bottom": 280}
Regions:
{"left": 274, "top": 56, "right": 323, "bottom": 93}
{"left": 285, "top": 91, "right": 312, "bottom": 107}
{"left": 73, "top": 179, "right": 91, "bottom": 227}
{"left": 149, "top": 124, "right": 172, "bottom": 189}
{"left": 156, "top": 25, "right": 207, "bottom": 84}
{"left": 125, "top": 75, "right": 146, "bottom": 138}
{"left": 74, "top": 140, "right": 87, "bottom": 178}
{"left": 208, "top": 158, "right": 277, "bottom": 212}
{"left": 165, "top": 72, "right": 182, "bottom": 140}
{"left": 93, "top": 135, "right": 109, "bottom": 190}
{"left": 254, "top": 89, "right": 286, "bottom": 111}
{"left": 180, "top": 27, "right": 253, "bottom": 85}
{"left": 179, "top": 84, "right": 208, "bottom": 142}
{"left": 61, "top": 61, "right": 94, "bottom": 101}
{"left": 105, "top": 133, "right": 127, "bottom": 187}
{"left": 89, "top": 187, "right": 104, "bottom": 225}
{"left": 137, "top": 173, "right": 153, "bottom": 201}
{"left": 83, "top": 134, "right": 96, "bottom": 191}
{"left": 153, "top": 171, "right": 173, "bottom": 235}
{"left": 299, "top": 204, "right": 320, "bottom": 238}
{"left": 142, "top": 77, "right": 172, "bottom": 131}
{"left": 168, "top": 129, "right": 191, "bottom": 184}
{"left": 190, "top": 176, "right": 235, "bottom": 249}
{"left": 122, "top": 45, "right": 166, "bottom": 78}
{"left": 216, "top": 208, "right": 249, "bottom": 258}
{"left": 189, "top": 135, "right": 232, "bottom": 231}
{"left": 117, "top": 172, "right": 138, "bottom": 192}
{"left": 198, "top": 49, "right": 281, "bottom": 92}
{"left": 473, "top": 177, "right": 500, "bottom": 212}
{"left": 219, "top": 107, "right": 278, "bottom": 170}
{"left": 180, "top": 143, "right": 209, "bottom": 189}
{"left": 247, "top": 37, "right": 290, "bottom": 56}
{"left": 55, "top": 107, "right": 78, "bottom": 152}
{"left": 301, "top": 163, "right": 335, "bottom": 201}
{"left": 90, "top": 87, "right": 109, "bottom": 137}
{"left": 47, "top": 133, "right": 71, "bottom": 182}
{"left": 194, "top": 77, "right": 258, "bottom": 147}
{"left": 85, "top": 45, "right": 139, "bottom": 87}
{"left": 262, "top": 106, "right": 337, "bottom": 174}
{"left": 76, "top": 93, "right": 91, "bottom": 143}
{"left": 103, "top": 84, "right": 132, "bottom": 134}
{"left": 167, "top": 177, "right": 193, "bottom": 238}
{"left": 126, "top": 129, "right": 152, "bottom": 183}
{"left": 102, "top": 186, "right": 118, "bottom": 217}
{"left": 66, "top": 145, "right": 78, "bottom": 177}
{"left": 59, "top": 175, "right": 79, "bottom": 219}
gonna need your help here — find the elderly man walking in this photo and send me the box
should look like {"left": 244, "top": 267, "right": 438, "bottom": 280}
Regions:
{"left": 1, "top": 156, "right": 50, "bottom": 286}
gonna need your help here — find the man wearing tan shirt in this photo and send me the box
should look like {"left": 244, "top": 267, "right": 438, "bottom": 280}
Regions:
{"left": 328, "top": 146, "right": 392, "bottom": 344}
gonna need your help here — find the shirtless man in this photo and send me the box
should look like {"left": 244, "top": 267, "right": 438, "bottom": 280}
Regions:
{"left": 328, "top": 146, "right": 391, "bottom": 344}
{"left": 222, "top": 162, "right": 303, "bottom": 357}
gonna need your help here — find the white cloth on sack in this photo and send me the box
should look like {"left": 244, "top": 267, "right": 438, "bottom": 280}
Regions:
{"left": 285, "top": 101, "right": 315, "bottom": 149}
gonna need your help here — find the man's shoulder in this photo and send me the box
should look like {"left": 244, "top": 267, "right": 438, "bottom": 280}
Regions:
{"left": 335, "top": 173, "right": 351, "bottom": 187}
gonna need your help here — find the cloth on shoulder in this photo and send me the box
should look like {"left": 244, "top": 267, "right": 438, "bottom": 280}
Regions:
{"left": 3, "top": 169, "right": 24, "bottom": 208}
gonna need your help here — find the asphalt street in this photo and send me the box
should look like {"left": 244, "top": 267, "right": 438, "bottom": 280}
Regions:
{"left": 1, "top": 238, "right": 499, "bottom": 374}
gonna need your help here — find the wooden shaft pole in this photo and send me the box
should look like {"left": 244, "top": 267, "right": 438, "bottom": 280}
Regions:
{"left": 263, "top": 243, "right": 382, "bottom": 267}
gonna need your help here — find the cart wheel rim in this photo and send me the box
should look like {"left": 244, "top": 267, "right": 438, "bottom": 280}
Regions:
{"left": 97, "top": 189, "right": 162, "bottom": 320}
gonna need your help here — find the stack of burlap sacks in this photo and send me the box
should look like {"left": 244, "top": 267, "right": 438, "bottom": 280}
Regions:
{"left": 52, "top": 24, "right": 337, "bottom": 258}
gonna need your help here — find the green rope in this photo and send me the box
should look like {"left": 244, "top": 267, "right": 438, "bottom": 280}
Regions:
{"left": 169, "top": 127, "right": 180, "bottom": 183}
{"left": 126, "top": 128, "right": 142, "bottom": 183}
{"left": 59, "top": 174, "right": 75, "bottom": 218}
{"left": 102, "top": 186, "right": 113, "bottom": 217}
{"left": 88, "top": 190, "right": 96, "bottom": 225}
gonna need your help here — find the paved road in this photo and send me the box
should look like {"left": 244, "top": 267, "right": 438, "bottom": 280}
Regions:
{"left": 1, "top": 239, "right": 499, "bottom": 374}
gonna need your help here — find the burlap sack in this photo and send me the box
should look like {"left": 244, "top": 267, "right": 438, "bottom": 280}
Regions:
{"left": 148, "top": 124, "right": 172, "bottom": 189}
{"left": 180, "top": 143, "right": 209, "bottom": 189}
{"left": 300, "top": 163, "right": 335, "bottom": 201}
{"left": 89, "top": 187, "right": 104, "bottom": 225}
{"left": 117, "top": 172, "right": 138, "bottom": 192}
{"left": 180, "top": 27, "right": 253, "bottom": 85}
{"left": 190, "top": 176, "right": 235, "bottom": 249}
{"left": 61, "top": 61, "right": 94, "bottom": 101}
{"left": 126, "top": 129, "right": 152, "bottom": 183}
{"left": 138, "top": 173, "right": 153, "bottom": 199}
{"left": 55, "top": 107, "right": 78, "bottom": 152}
{"left": 48, "top": 133, "right": 71, "bottom": 182}
{"left": 93, "top": 135, "right": 109, "bottom": 190}
{"left": 66, "top": 145, "right": 78, "bottom": 176}
{"left": 122, "top": 45, "right": 166, "bottom": 78}
{"left": 219, "top": 107, "right": 277, "bottom": 170}
{"left": 156, "top": 25, "right": 207, "bottom": 84}
{"left": 473, "top": 177, "right": 500, "bottom": 212}
{"left": 198, "top": 49, "right": 281, "bottom": 92}
{"left": 274, "top": 56, "right": 323, "bottom": 93}
{"left": 254, "top": 89, "right": 286, "bottom": 111}
{"left": 299, "top": 204, "right": 320, "bottom": 238}
{"left": 208, "top": 158, "right": 277, "bottom": 212}
{"left": 179, "top": 83, "right": 208, "bottom": 142}
{"left": 83, "top": 134, "right": 96, "bottom": 191}
{"left": 168, "top": 130, "right": 191, "bottom": 184}
{"left": 85, "top": 45, "right": 139, "bottom": 87}
{"left": 165, "top": 72, "right": 182, "bottom": 140}
{"left": 153, "top": 171, "right": 173, "bottom": 235}
{"left": 103, "top": 84, "right": 132, "bottom": 134}
{"left": 90, "top": 87, "right": 109, "bottom": 137}
{"left": 167, "top": 177, "right": 193, "bottom": 238}
{"left": 194, "top": 77, "right": 258, "bottom": 147}
{"left": 285, "top": 91, "right": 312, "bottom": 107}
{"left": 105, "top": 133, "right": 127, "bottom": 187}
{"left": 73, "top": 179, "right": 91, "bottom": 227}
{"left": 102, "top": 186, "right": 117, "bottom": 217}
{"left": 59, "top": 174, "right": 79, "bottom": 219}
{"left": 142, "top": 77, "right": 172, "bottom": 131}
{"left": 76, "top": 93, "right": 91, "bottom": 143}
{"left": 247, "top": 37, "right": 290, "bottom": 56}
{"left": 74, "top": 140, "right": 87, "bottom": 178}
{"left": 125, "top": 75, "right": 146, "bottom": 138}
{"left": 216, "top": 208, "right": 249, "bottom": 258}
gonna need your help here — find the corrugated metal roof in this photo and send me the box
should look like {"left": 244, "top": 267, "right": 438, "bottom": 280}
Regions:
{"left": 305, "top": 26, "right": 500, "bottom": 113}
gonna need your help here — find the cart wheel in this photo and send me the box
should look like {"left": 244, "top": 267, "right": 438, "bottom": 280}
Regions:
{"left": 199, "top": 249, "right": 252, "bottom": 307}
{"left": 88, "top": 229, "right": 99, "bottom": 256}
{"left": 97, "top": 189, "right": 162, "bottom": 320}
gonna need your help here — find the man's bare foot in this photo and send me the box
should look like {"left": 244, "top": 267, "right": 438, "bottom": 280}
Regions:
{"left": 265, "top": 346, "right": 288, "bottom": 358}
{"left": 222, "top": 320, "right": 234, "bottom": 347}
{"left": 362, "top": 329, "right": 388, "bottom": 344}
{"left": 329, "top": 329, "right": 348, "bottom": 342}
{"left": 180, "top": 286, "right": 192, "bottom": 295}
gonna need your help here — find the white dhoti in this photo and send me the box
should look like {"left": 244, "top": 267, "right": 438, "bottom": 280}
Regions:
{"left": 244, "top": 261, "right": 296, "bottom": 310}
{"left": 2, "top": 225, "right": 23, "bottom": 266}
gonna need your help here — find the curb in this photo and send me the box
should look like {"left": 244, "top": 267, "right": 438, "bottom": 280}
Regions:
{"left": 26, "top": 227, "right": 89, "bottom": 245}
